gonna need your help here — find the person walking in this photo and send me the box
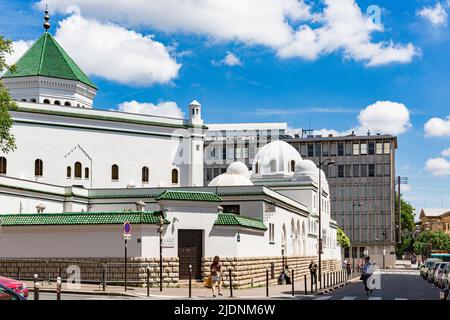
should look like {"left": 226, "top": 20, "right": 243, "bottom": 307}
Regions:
{"left": 308, "top": 260, "right": 318, "bottom": 288}
{"left": 210, "top": 256, "right": 223, "bottom": 298}
{"left": 346, "top": 260, "right": 352, "bottom": 277}
{"left": 361, "top": 256, "right": 374, "bottom": 295}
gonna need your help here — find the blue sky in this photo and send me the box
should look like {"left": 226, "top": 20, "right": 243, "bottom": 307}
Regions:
{"left": 1, "top": 0, "right": 450, "bottom": 213}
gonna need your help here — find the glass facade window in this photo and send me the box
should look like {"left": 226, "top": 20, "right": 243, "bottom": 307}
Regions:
{"left": 353, "top": 143, "right": 359, "bottom": 155}
{"left": 338, "top": 165, "right": 344, "bottom": 178}
{"left": 345, "top": 142, "right": 352, "bottom": 156}
{"left": 345, "top": 164, "right": 352, "bottom": 178}
{"left": 360, "top": 164, "right": 367, "bottom": 177}
{"left": 376, "top": 164, "right": 383, "bottom": 177}
{"left": 337, "top": 143, "right": 344, "bottom": 156}
{"left": 322, "top": 143, "right": 329, "bottom": 156}
{"left": 368, "top": 164, "right": 375, "bottom": 177}
{"left": 384, "top": 163, "right": 391, "bottom": 176}
{"left": 376, "top": 142, "right": 383, "bottom": 154}
{"left": 368, "top": 142, "right": 375, "bottom": 155}
{"left": 360, "top": 143, "right": 367, "bottom": 155}
{"left": 353, "top": 164, "right": 360, "bottom": 177}
{"left": 384, "top": 142, "right": 391, "bottom": 154}
{"left": 315, "top": 142, "right": 321, "bottom": 157}
{"left": 307, "top": 144, "right": 314, "bottom": 157}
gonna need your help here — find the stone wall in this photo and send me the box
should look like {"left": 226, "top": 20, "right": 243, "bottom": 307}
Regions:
{"left": 202, "top": 256, "right": 341, "bottom": 289}
{"left": 0, "top": 256, "right": 340, "bottom": 289}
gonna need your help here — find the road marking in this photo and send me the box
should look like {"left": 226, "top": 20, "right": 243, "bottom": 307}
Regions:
{"left": 394, "top": 298, "right": 408, "bottom": 300}
{"left": 314, "top": 296, "right": 332, "bottom": 300}
{"left": 368, "top": 297, "right": 382, "bottom": 300}
{"left": 341, "top": 296, "right": 357, "bottom": 300}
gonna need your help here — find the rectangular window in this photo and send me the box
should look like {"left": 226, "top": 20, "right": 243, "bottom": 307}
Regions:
{"left": 337, "top": 143, "right": 344, "bottom": 156}
{"left": 376, "top": 142, "right": 383, "bottom": 154}
{"left": 269, "top": 223, "right": 275, "bottom": 243}
{"left": 222, "top": 205, "right": 240, "bottom": 215}
{"left": 307, "top": 144, "right": 314, "bottom": 157}
{"left": 384, "top": 142, "right": 391, "bottom": 154}
{"left": 359, "top": 247, "right": 365, "bottom": 258}
{"left": 360, "top": 143, "right": 367, "bottom": 155}
{"left": 368, "top": 142, "right": 375, "bottom": 155}
{"left": 338, "top": 165, "right": 344, "bottom": 178}
{"left": 353, "top": 164, "right": 360, "bottom": 177}
{"left": 300, "top": 144, "right": 307, "bottom": 157}
{"left": 384, "top": 163, "right": 391, "bottom": 176}
{"left": 376, "top": 164, "right": 383, "bottom": 177}
{"left": 345, "top": 164, "right": 352, "bottom": 178}
{"left": 330, "top": 143, "right": 337, "bottom": 156}
{"left": 345, "top": 142, "right": 352, "bottom": 156}
{"left": 361, "top": 164, "right": 367, "bottom": 177}
{"left": 353, "top": 143, "right": 360, "bottom": 155}
{"left": 368, "top": 164, "right": 375, "bottom": 177}
{"left": 322, "top": 143, "right": 329, "bottom": 156}
{"left": 315, "top": 142, "right": 321, "bottom": 157}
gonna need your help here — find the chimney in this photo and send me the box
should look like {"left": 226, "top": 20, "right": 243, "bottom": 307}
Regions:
{"left": 36, "top": 203, "right": 46, "bottom": 213}
{"left": 217, "top": 205, "right": 224, "bottom": 213}
{"left": 135, "top": 201, "right": 146, "bottom": 212}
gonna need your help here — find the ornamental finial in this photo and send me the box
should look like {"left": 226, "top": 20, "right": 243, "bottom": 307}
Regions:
{"left": 43, "top": 5, "right": 50, "bottom": 31}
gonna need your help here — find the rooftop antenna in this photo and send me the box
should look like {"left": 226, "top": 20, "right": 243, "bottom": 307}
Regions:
{"left": 43, "top": 5, "right": 50, "bottom": 32}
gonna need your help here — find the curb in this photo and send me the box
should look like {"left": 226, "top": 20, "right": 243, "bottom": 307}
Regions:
{"left": 29, "top": 287, "right": 141, "bottom": 298}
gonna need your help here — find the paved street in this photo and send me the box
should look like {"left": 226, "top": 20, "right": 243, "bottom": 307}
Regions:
{"left": 26, "top": 270, "right": 443, "bottom": 300}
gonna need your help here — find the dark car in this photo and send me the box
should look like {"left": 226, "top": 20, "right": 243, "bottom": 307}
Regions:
{"left": 0, "top": 283, "right": 27, "bottom": 300}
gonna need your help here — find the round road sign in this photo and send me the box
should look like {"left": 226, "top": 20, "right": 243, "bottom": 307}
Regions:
{"left": 123, "top": 222, "right": 131, "bottom": 234}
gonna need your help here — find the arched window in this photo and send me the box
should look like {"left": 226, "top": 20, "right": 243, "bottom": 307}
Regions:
{"left": 64, "top": 102, "right": 71, "bottom": 106}
{"left": 290, "top": 160, "right": 296, "bottom": 172}
{"left": 21, "top": 99, "right": 27, "bottom": 102}
{"left": 30, "top": 98, "right": 36, "bottom": 103}
{"left": 270, "top": 159, "right": 277, "bottom": 172}
{"left": 0, "top": 157, "right": 6, "bottom": 174}
{"left": 34, "top": 159, "right": 43, "bottom": 176}
{"left": 66, "top": 166, "right": 71, "bottom": 178}
{"left": 84, "top": 167, "right": 89, "bottom": 179}
{"left": 142, "top": 166, "right": 149, "bottom": 183}
{"left": 112, "top": 164, "right": 119, "bottom": 181}
{"left": 74, "top": 162, "right": 82, "bottom": 178}
{"left": 171, "top": 169, "right": 179, "bottom": 184}
{"left": 54, "top": 100, "right": 61, "bottom": 105}
{"left": 43, "top": 99, "right": 50, "bottom": 104}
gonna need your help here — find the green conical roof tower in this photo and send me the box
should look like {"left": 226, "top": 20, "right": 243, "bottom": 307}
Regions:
{"left": 3, "top": 10, "right": 97, "bottom": 90}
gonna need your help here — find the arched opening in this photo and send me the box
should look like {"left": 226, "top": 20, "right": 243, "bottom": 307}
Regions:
{"left": 84, "top": 167, "right": 89, "bottom": 179}
{"left": 0, "top": 157, "right": 6, "bottom": 174}
{"left": 54, "top": 100, "right": 61, "bottom": 105}
{"left": 30, "top": 98, "right": 37, "bottom": 103}
{"left": 21, "top": 99, "right": 27, "bottom": 102}
{"left": 111, "top": 164, "right": 119, "bottom": 181}
{"left": 302, "top": 221, "right": 307, "bottom": 255}
{"left": 43, "top": 99, "right": 50, "bottom": 104}
{"left": 290, "top": 160, "right": 296, "bottom": 172}
{"left": 74, "top": 162, "right": 82, "bottom": 178}
{"left": 291, "top": 219, "right": 296, "bottom": 255}
{"left": 64, "top": 102, "right": 71, "bottom": 106}
{"left": 281, "top": 224, "right": 287, "bottom": 257}
{"left": 171, "top": 169, "right": 179, "bottom": 184}
{"left": 66, "top": 166, "right": 71, "bottom": 178}
{"left": 34, "top": 159, "right": 43, "bottom": 176}
{"left": 270, "top": 159, "right": 277, "bottom": 172}
{"left": 296, "top": 220, "right": 301, "bottom": 255}
{"left": 142, "top": 166, "right": 149, "bottom": 183}
{"left": 255, "top": 161, "right": 259, "bottom": 174}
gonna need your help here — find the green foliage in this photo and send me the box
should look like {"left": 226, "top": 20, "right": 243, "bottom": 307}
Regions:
{"left": 413, "top": 230, "right": 450, "bottom": 258}
{"left": 395, "top": 195, "right": 415, "bottom": 234}
{"left": 396, "top": 235, "right": 415, "bottom": 259}
{"left": 337, "top": 227, "right": 350, "bottom": 248}
{"left": 0, "top": 35, "right": 17, "bottom": 153}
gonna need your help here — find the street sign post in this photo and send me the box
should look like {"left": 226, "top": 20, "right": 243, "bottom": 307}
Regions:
{"left": 123, "top": 222, "right": 131, "bottom": 292}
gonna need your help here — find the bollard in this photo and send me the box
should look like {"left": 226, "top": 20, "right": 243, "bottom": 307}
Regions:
{"left": 266, "top": 268, "right": 269, "bottom": 297}
{"left": 33, "top": 273, "right": 38, "bottom": 286}
{"left": 147, "top": 267, "right": 150, "bottom": 297}
{"left": 188, "top": 265, "right": 192, "bottom": 298}
{"left": 56, "top": 277, "right": 62, "bottom": 301}
{"left": 34, "top": 282, "right": 40, "bottom": 301}
{"left": 327, "top": 273, "right": 329, "bottom": 288}
{"left": 291, "top": 269, "right": 294, "bottom": 296}
{"left": 310, "top": 274, "right": 313, "bottom": 292}
{"left": 304, "top": 274, "right": 307, "bottom": 295}
{"left": 229, "top": 269, "right": 233, "bottom": 298}
{"left": 103, "top": 268, "right": 107, "bottom": 291}
{"left": 314, "top": 275, "right": 317, "bottom": 292}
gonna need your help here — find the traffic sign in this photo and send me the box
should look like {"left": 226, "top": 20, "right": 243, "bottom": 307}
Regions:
{"left": 123, "top": 233, "right": 131, "bottom": 240}
{"left": 123, "top": 222, "right": 131, "bottom": 234}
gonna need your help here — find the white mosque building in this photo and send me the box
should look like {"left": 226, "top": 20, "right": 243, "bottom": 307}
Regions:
{"left": 0, "top": 12, "right": 341, "bottom": 288}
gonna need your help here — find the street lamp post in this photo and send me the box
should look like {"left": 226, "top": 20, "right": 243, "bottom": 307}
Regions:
{"left": 352, "top": 201, "right": 362, "bottom": 270}
{"left": 318, "top": 155, "right": 334, "bottom": 284}
{"left": 382, "top": 230, "right": 387, "bottom": 269}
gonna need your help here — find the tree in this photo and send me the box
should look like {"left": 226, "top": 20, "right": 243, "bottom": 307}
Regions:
{"left": 395, "top": 196, "right": 416, "bottom": 258}
{"left": 413, "top": 230, "right": 450, "bottom": 258}
{"left": 337, "top": 227, "right": 350, "bottom": 248}
{"left": 0, "top": 35, "right": 17, "bottom": 153}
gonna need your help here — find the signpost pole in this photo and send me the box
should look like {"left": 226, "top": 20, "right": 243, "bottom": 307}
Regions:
{"left": 125, "top": 238, "right": 128, "bottom": 292}
{"left": 123, "top": 222, "right": 131, "bottom": 292}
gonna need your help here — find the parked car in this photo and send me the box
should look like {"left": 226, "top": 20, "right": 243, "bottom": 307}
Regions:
{"left": 433, "top": 262, "right": 447, "bottom": 286}
{"left": 0, "top": 276, "right": 28, "bottom": 298}
{"left": 422, "top": 258, "right": 441, "bottom": 280}
{"left": 437, "top": 263, "right": 450, "bottom": 288}
{"left": 428, "top": 262, "right": 441, "bottom": 283}
{"left": 0, "top": 283, "right": 27, "bottom": 300}
{"left": 442, "top": 264, "right": 450, "bottom": 289}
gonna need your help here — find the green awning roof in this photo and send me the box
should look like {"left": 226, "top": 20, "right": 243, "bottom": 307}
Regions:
{"left": 3, "top": 32, "right": 97, "bottom": 89}
{"left": 0, "top": 211, "right": 168, "bottom": 227}
{"left": 214, "top": 213, "right": 267, "bottom": 230}
{"left": 156, "top": 190, "right": 222, "bottom": 202}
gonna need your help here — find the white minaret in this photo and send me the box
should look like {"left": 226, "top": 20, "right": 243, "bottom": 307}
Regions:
{"left": 188, "top": 100, "right": 203, "bottom": 125}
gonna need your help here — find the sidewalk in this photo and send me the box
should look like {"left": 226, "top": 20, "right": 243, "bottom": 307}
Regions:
{"left": 26, "top": 273, "right": 360, "bottom": 299}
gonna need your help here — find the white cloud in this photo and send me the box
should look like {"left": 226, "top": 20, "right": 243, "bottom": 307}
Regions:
{"left": 39, "top": 0, "right": 417, "bottom": 67}
{"left": 5, "top": 40, "right": 34, "bottom": 66}
{"left": 401, "top": 184, "right": 412, "bottom": 192}
{"left": 52, "top": 14, "right": 180, "bottom": 86}
{"left": 425, "top": 157, "right": 450, "bottom": 176}
{"left": 313, "top": 101, "right": 412, "bottom": 137}
{"left": 424, "top": 116, "right": 450, "bottom": 137}
{"left": 212, "top": 51, "right": 243, "bottom": 67}
{"left": 442, "top": 147, "right": 450, "bottom": 157}
{"left": 117, "top": 100, "right": 184, "bottom": 118}
{"left": 417, "top": 2, "right": 448, "bottom": 27}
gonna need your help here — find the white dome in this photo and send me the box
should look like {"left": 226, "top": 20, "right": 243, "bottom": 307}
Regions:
{"left": 251, "top": 140, "right": 302, "bottom": 178}
{"left": 227, "top": 161, "right": 250, "bottom": 177}
{"left": 295, "top": 159, "right": 318, "bottom": 175}
{"left": 208, "top": 162, "right": 253, "bottom": 187}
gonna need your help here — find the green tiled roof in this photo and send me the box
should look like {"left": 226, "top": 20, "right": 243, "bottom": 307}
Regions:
{"left": 3, "top": 32, "right": 97, "bottom": 89}
{"left": 214, "top": 213, "right": 267, "bottom": 230}
{"left": 0, "top": 211, "right": 168, "bottom": 227}
{"left": 156, "top": 190, "right": 222, "bottom": 202}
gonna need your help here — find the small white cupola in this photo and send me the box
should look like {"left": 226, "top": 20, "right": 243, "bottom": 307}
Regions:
{"left": 188, "top": 100, "right": 203, "bottom": 125}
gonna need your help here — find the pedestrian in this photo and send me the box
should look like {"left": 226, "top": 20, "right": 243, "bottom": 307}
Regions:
{"left": 210, "top": 255, "right": 223, "bottom": 298}
{"left": 284, "top": 265, "right": 291, "bottom": 285}
{"left": 361, "top": 256, "right": 374, "bottom": 295}
{"left": 346, "top": 260, "right": 352, "bottom": 276}
{"left": 308, "top": 259, "right": 318, "bottom": 287}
